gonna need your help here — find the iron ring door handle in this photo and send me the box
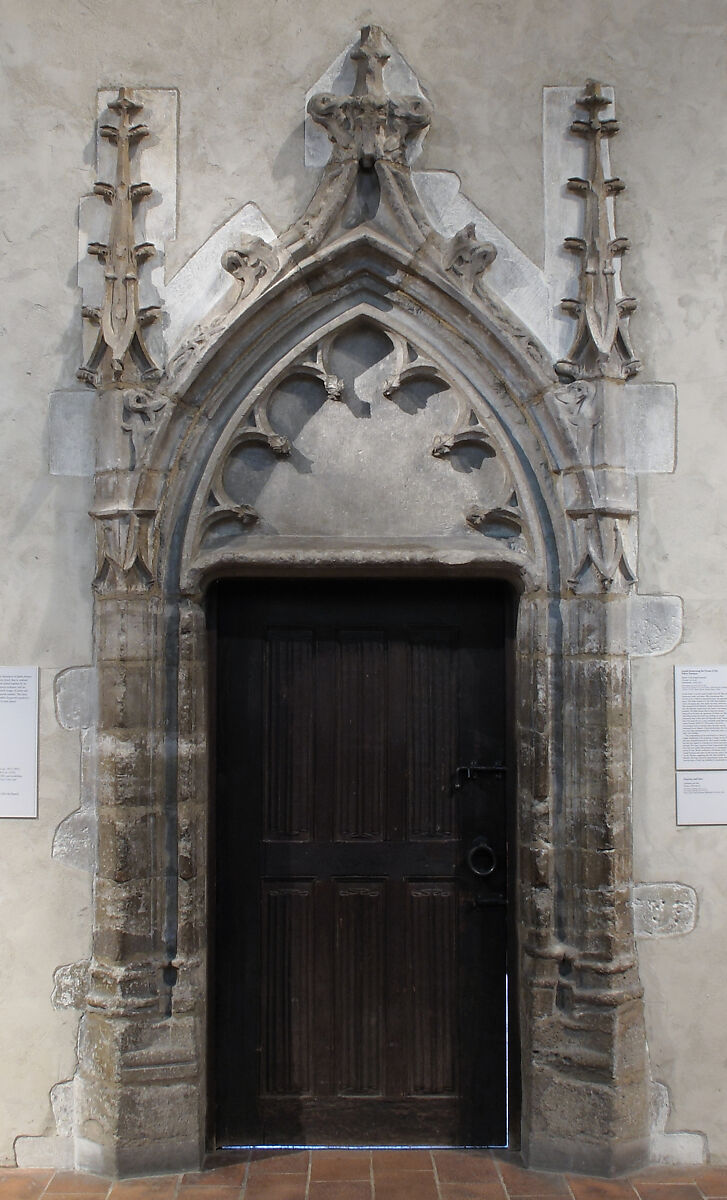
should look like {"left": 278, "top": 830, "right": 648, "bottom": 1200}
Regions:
{"left": 466, "top": 836, "right": 497, "bottom": 877}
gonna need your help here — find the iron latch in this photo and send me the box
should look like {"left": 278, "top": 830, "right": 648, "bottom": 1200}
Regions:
{"left": 453, "top": 762, "right": 507, "bottom": 790}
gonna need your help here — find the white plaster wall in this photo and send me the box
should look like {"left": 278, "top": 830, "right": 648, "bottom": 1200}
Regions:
{"left": 1, "top": 0, "right": 726, "bottom": 1165}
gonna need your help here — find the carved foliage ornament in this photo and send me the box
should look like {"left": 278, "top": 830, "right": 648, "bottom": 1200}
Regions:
{"left": 221, "top": 236, "right": 280, "bottom": 301}
{"left": 307, "top": 25, "right": 432, "bottom": 168}
{"left": 125, "top": 27, "right": 547, "bottom": 401}
{"left": 442, "top": 223, "right": 497, "bottom": 294}
{"left": 76, "top": 52, "right": 649, "bottom": 600}
{"left": 556, "top": 81, "right": 641, "bottom": 383}
{"left": 276, "top": 22, "right": 506, "bottom": 329}
{"left": 79, "top": 89, "right": 161, "bottom": 388}
{"left": 545, "top": 377, "right": 638, "bottom": 594}
{"left": 568, "top": 512, "right": 637, "bottom": 593}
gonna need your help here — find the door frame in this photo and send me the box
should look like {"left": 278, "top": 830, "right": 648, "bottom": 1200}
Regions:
{"left": 77, "top": 250, "right": 651, "bottom": 1181}
{"left": 206, "top": 573, "right": 522, "bottom": 1151}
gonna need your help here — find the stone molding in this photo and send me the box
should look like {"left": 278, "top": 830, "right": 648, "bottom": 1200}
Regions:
{"left": 44, "top": 27, "right": 686, "bottom": 1178}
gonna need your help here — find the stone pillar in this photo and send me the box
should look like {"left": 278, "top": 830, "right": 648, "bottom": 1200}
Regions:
{"left": 520, "top": 592, "right": 649, "bottom": 1175}
{"left": 74, "top": 375, "right": 204, "bottom": 1173}
{"left": 74, "top": 590, "right": 203, "bottom": 1176}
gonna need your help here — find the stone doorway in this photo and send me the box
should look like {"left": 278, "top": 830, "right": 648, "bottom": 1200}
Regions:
{"left": 63, "top": 26, "right": 671, "bottom": 1179}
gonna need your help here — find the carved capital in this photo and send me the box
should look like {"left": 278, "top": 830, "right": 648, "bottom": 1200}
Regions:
{"left": 568, "top": 510, "right": 637, "bottom": 593}
{"left": 90, "top": 505, "right": 156, "bottom": 595}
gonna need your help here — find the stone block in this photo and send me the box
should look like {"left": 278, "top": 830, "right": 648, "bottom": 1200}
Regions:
{"left": 55, "top": 667, "right": 98, "bottom": 731}
{"left": 561, "top": 468, "right": 637, "bottom": 514}
{"left": 49, "top": 390, "right": 96, "bottom": 477}
{"left": 93, "top": 879, "right": 153, "bottom": 960}
{"left": 96, "top": 732, "right": 153, "bottom": 806}
{"left": 624, "top": 383, "right": 677, "bottom": 474}
{"left": 95, "top": 599, "right": 160, "bottom": 664}
{"left": 627, "top": 595, "right": 683, "bottom": 657}
{"left": 14, "top": 1135, "right": 75, "bottom": 1169}
{"left": 52, "top": 961, "right": 90, "bottom": 1011}
{"left": 519, "top": 842, "right": 552, "bottom": 890}
{"left": 650, "top": 1080, "right": 708, "bottom": 1164}
{"left": 97, "top": 812, "right": 154, "bottom": 885}
{"left": 97, "top": 663, "right": 153, "bottom": 732}
{"left": 633, "top": 883, "right": 698, "bottom": 938}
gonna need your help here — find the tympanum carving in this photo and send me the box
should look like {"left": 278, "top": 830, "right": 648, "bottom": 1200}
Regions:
{"left": 430, "top": 387, "right": 497, "bottom": 461}
{"left": 466, "top": 496, "right": 524, "bottom": 546}
{"left": 184, "top": 323, "right": 526, "bottom": 567}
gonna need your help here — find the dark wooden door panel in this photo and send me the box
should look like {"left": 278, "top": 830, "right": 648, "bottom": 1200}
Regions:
{"left": 212, "top": 579, "right": 512, "bottom": 1148}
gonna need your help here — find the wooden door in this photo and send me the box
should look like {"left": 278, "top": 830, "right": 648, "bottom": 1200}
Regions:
{"left": 211, "top": 579, "right": 514, "bottom": 1148}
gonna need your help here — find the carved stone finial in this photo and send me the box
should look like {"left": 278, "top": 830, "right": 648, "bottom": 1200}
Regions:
{"left": 221, "top": 236, "right": 279, "bottom": 301}
{"left": 442, "top": 223, "right": 497, "bottom": 292}
{"left": 307, "top": 25, "right": 432, "bottom": 168}
{"left": 555, "top": 80, "right": 641, "bottom": 382}
{"left": 79, "top": 87, "right": 161, "bottom": 388}
{"left": 350, "top": 23, "right": 389, "bottom": 101}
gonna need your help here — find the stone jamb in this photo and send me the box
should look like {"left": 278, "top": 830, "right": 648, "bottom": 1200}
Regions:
{"left": 76, "top": 299, "right": 649, "bottom": 1178}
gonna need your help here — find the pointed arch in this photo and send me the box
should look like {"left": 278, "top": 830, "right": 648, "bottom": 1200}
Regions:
{"left": 150, "top": 229, "right": 578, "bottom": 602}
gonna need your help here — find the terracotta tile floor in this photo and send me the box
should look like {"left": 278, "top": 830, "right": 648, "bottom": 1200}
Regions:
{"left": 1, "top": 1155, "right": 726, "bottom": 1200}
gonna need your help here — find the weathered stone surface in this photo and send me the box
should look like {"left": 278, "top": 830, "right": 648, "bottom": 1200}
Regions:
{"left": 49, "top": 392, "right": 97, "bottom": 478}
{"left": 55, "top": 668, "right": 98, "bottom": 731}
{"left": 52, "top": 961, "right": 90, "bottom": 1011}
{"left": 634, "top": 883, "right": 698, "bottom": 938}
